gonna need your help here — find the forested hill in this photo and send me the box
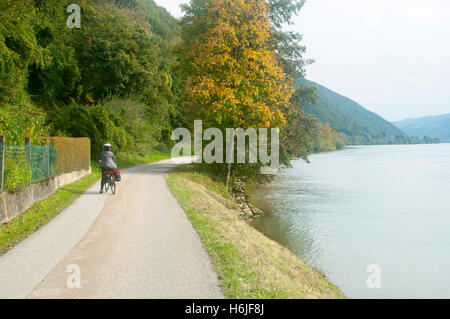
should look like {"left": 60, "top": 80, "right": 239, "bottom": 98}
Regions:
{"left": 1, "top": 0, "right": 181, "bottom": 153}
{"left": 297, "top": 78, "right": 412, "bottom": 145}
{"left": 393, "top": 114, "right": 450, "bottom": 143}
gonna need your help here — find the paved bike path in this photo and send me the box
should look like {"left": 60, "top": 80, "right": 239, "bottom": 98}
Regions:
{"left": 0, "top": 157, "right": 223, "bottom": 299}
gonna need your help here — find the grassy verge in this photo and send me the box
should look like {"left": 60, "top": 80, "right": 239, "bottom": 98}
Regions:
{"left": 0, "top": 151, "right": 171, "bottom": 255}
{"left": 167, "top": 165, "right": 346, "bottom": 299}
{"left": 116, "top": 150, "right": 172, "bottom": 168}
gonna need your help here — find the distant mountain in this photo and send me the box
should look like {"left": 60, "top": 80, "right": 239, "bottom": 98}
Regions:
{"left": 393, "top": 114, "right": 450, "bottom": 143}
{"left": 297, "top": 79, "right": 409, "bottom": 145}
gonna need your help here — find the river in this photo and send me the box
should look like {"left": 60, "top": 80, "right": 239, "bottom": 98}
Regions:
{"left": 248, "top": 144, "right": 450, "bottom": 299}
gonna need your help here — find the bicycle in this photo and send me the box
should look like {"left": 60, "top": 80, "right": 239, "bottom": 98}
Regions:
{"left": 103, "top": 169, "right": 116, "bottom": 195}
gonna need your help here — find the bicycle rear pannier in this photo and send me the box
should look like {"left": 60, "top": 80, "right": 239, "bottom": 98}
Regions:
{"left": 114, "top": 169, "right": 121, "bottom": 182}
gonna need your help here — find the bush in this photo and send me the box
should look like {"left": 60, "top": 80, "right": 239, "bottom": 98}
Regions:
{"left": 3, "top": 156, "right": 31, "bottom": 191}
{"left": 0, "top": 104, "right": 50, "bottom": 145}
{"left": 335, "top": 138, "right": 345, "bottom": 150}
{"left": 101, "top": 96, "right": 160, "bottom": 155}
{"left": 87, "top": 104, "right": 134, "bottom": 153}
{"left": 52, "top": 104, "right": 102, "bottom": 152}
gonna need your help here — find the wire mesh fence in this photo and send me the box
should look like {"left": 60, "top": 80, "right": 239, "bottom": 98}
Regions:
{"left": 0, "top": 142, "right": 57, "bottom": 192}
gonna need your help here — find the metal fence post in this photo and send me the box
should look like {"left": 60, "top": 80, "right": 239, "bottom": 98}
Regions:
{"left": 25, "top": 138, "right": 31, "bottom": 185}
{"left": 0, "top": 135, "right": 5, "bottom": 193}
{"left": 46, "top": 138, "right": 50, "bottom": 178}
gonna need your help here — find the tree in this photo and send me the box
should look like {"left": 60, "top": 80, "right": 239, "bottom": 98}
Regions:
{"left": 0, "top": 0, "right": 39, "bottom": 104}
{"left": 177, "top": 0, "right": 294, "bottom": 184}
{"left": 267, "top": 0, "right": 318, "bottom": 162}
{"left": 27, "top": 0, "right": 81, "bottom": 104}
{"left": 267, "top": 0, "right": 312, "bottom": 79}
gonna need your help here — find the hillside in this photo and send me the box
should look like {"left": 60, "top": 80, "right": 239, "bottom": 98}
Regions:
{"left": 393, "top": 114, "right": 450, "bottom": 143}
{"left": 1, "top": 0, "right": 180, "bottom": 151}
{"left": 297, "top": 78, "right": 411, "bottom": 145}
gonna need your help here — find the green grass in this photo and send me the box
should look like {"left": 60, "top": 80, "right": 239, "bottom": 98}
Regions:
{"left": 116, "top": 150, "right": 172, "bottom": 168}
{"left": 167, "top": 167, "right": 346, "bottom": 299}
{"left": 0, "top": 151, "right": 171, "bottom": 255}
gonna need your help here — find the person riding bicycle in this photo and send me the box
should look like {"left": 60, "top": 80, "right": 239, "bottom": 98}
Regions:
{"left": 100, "top": 143, "right": 117, "bottom": 194}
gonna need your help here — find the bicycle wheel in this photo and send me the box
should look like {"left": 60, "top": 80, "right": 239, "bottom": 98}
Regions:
{"left": 105, "top": 183, "right": 109, "bottom": 192}
{"left": 111, "top": 182, "right": 116, "bottom": 195}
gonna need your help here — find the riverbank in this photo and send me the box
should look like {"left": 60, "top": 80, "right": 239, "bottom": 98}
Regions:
{"left": 0, "top": 151, "right": 170, "bottom": 255}
{"left": 166, "top": 165, "right": 346, "bottom": 299}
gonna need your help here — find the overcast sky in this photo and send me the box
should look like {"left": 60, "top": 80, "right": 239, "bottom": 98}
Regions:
{"left": 154, "top": 0, "right": 450, "bottom": 121}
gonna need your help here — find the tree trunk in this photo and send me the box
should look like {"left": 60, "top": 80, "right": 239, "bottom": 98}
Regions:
{"left": 226, "top": 161, "right": 232, "bottom": 190}
{"left": 226, "top": 127, "right": 234, "bottom": 190}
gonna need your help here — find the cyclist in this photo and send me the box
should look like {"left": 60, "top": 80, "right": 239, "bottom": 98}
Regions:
{"left": 99, "top": 143, "right": 117, "bottom": 194}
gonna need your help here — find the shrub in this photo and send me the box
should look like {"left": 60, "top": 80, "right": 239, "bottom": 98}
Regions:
{"left": 52, "top": 104, "right": 102, "bottom": 153}
{"left": 0, "top": 104, "right": 49, "bottom": 145}
{"left": 101, "top": 96, "right": 160, "bottom": 155}
{"left": 3, "top": 156, "right": 31, "bottom": 191}
{"left": 335, "top": 138, "right": 346, "bottom": 150}
{"left": 88, "top": 104, "right": 134, "bottom": 153}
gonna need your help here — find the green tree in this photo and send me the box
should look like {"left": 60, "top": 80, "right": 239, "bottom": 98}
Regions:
{"left": 0, "top": 0, "right": 39, "bottom": 104}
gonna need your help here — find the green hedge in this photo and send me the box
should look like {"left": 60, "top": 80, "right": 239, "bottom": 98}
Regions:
{"left": 49, "top": 137, "right": 90, "bottom": 175}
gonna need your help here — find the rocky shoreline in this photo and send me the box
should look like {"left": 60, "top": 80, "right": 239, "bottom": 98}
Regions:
{"left": 231, "top": 179, "right": 264, "bottom": 218}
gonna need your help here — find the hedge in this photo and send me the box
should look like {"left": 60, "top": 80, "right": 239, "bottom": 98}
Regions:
{"left": 49, "top": 137, "right": 91, "bottom": 175}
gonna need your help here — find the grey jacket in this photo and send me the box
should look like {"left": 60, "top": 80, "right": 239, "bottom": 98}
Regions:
{"left": 100, "top": 150, "right": 117, "bottom": 169}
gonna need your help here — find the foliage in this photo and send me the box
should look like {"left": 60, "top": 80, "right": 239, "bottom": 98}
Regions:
{"left": 101, "top": 96, "right": 161, "bottom": 155}
{"left": 87, "top": 104, "right": 134, "bottom": 152}
{"left": 1, "top": 0, "right": 180, "bottom": 156}
{"left": 267, "top": 0, "right": 311, "bottom": 79}
{"left": 177, "top": 0, "right": 291, "bottom": 129}
{"left": 0, "top": 104, "right": 49, "bottom": 145}
{"left": 73, "top": 1, "right": 155, "bottom": 99}
{"left": 3, "top": 155, "right": 31, "bottom": 192}
{"left": 51, "top": 104, "right": 101, "bottom": 150}
{"left": 313, "top": 123, "right": 345, "bottom": 152}
{"left": 51, "top": 103, "right": 136, "bottom": 155}
{"left": 280, "top": 105, "right": 317, "bottom": 164}
{"left": 30, "top": 145, "right": 57, "bottom": 183}
{"left": 1, "top": 143, "right": 57, "bottom": 192}
{"left": 49, "top": 137, "right": 91, "bottom": 175}
{"left": 0, "top": 0, "right": 39, "bottom": 104}
{"left": 27, "top": 0, "right": 81, "bottom": 104}
{"left": 177, "top": 0, "right": 302, "bottom": 182}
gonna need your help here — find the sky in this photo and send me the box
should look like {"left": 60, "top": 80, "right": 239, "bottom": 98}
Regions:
{"left": 154, "top": 0, "right": 450, "bottom": 121}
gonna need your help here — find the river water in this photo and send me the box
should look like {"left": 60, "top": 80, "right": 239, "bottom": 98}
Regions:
{"left": 248, "top": 144, "right": 450, "bottom": 299}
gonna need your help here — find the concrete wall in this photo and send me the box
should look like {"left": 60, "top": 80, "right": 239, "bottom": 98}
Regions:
{"left": 0, "top": 167, "right": 91, "bottom": 225}
{"left": 56, "top": 167, "right": 91, "bottom": 188}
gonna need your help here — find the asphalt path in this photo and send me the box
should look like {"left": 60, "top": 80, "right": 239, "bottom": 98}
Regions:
{"left": 0, "top": 157, "right": 223, "bottom": 299}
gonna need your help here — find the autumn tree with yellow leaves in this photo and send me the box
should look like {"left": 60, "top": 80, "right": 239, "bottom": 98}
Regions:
{"left": 176, "top": 0, "right": 297, "bottom": 181}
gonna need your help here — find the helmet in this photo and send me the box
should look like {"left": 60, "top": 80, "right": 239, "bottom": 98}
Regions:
{"left": 104, "top": 143, "right": 112, "bottom": 148}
